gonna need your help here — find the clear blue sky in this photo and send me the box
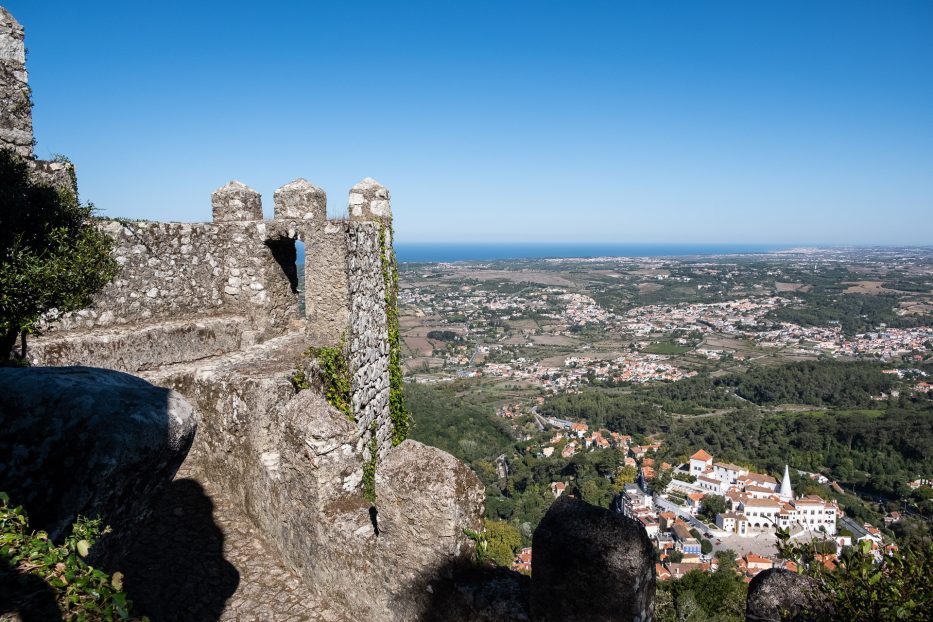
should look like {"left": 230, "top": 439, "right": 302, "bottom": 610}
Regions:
{"left": 7, "top": 1, "right": 933, "bottom": 244}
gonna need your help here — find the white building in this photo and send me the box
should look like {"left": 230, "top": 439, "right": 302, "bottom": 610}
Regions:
{"left": 689, "top": 449, "right": 713, "bottom": 475}
{"left": 716, "top": 511, "right": 750, "bottom": 537}
{"left": 697, "top": 474, "right": 729, "bottom": 495}
{"left": 793, "top": 495, "right": 837, "bottom": 535}
{"left": 713, "top": 462, "right": 749, "bottom": 485}
{"left": 737, "top": 497, "right": 784, "bottom": 529}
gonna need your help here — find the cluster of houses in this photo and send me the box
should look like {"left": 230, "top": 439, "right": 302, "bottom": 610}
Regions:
{"left": 682, "top": 449, "right": 839, "bottom": 536}
{"left": 537, "top": 420, "right": 664, "bottom": 461}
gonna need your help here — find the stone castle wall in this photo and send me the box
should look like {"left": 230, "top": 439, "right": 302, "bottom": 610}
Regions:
{"left": 347, "top": 222, "right": 391, "bottom": 457}
{"left": 26, "top": 178, "right": 399, "bottom": 457}
{"left": 45, "top": 219, "right": 295, "bottom": 335}
{"left": 0, "top": 7, "right": 32, "bottom": 158}
{"left": 1, "top": 6, "right": 399, "bottom": 459}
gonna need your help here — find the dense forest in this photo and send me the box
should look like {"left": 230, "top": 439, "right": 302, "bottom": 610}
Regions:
{"left": 767, "top": 291, "right": 933, "bottom": 335}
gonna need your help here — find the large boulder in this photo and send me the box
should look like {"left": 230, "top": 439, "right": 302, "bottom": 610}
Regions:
{"left": 746, "top": 568, "right": 832, "bottom": 621}
{"left": 0, "top": 366, "right": 198, "bottom": 560}
{"left": 531, "top": 495, "right": 656, "bottom": 622}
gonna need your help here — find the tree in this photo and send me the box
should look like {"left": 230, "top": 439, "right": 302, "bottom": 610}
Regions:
{"left": 0, "top": 150, "right": 117, "bottom": 360}
{"left": 479, "top": 519, "right": 522, "bottom": 567}
{"left": 699, "top": 494, "right": 727, "bottom": 521}
{"left": 700, "top": 539, "right": 713, "bottom": 555}
{"left": 611, "top": 465, "right": 638, "bottom": 491}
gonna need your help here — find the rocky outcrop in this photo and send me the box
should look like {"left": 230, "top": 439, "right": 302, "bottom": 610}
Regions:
{"left": 746, "top": 568, "right": 832, "bottom": 622}
{"left": 531, "top": 496, "right": 656, "bottom": 622}
{"left": 0, "top": 366, "right": 197, "bottom": 561}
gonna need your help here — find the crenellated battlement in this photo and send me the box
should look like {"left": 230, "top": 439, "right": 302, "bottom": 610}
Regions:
{"left": 2, "top": 5, "right": 398, "bottom": 457}
{"left": 27, "top": 174, "right": 397, "bottom": 455}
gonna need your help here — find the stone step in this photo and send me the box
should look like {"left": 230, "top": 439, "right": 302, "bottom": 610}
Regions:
{"left": 139, "top": 332, "right": 309, "bottom": 389}
{"left": 28, "top": 314, "right": 256, "bottom": 373}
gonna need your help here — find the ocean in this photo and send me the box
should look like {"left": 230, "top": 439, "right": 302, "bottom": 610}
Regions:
{"left": 294, "top": 242, "right": 797, "bottom": 264}
{"left": 391, "top": 243, "right": 795, "bottom": 263}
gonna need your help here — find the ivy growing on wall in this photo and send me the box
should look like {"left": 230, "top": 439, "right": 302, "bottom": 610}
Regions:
{"left": 291, "top": 338, "right": 353, "bottom": 421}
{"left": 379, "top": 223, "right": 410, "bottom": 446}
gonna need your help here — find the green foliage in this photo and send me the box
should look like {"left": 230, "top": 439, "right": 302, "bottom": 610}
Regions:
{"left": 656, "top": 560, "right": 748, "bottom": 622}
{"left": 426, "top": 330, "right": 462, "bottom": 342}
{"left": 407, "top": 382, "right": 514, "bottom": 464}
{"left": 777, "top": 531, "right": 932, "bottom": 621}
{"left": 0, "top": 492, "right": 145, "bottom": 621}
{"left": 768, "top": 291, "right": 932, "bottom": 335}
{"left": 723, "top": 360, "right": 893, "bottom": 407}
{"left": 0, "top": 149, "right": 118, "bottom": 360}
{"left": 469, "top": 519, "right": 522, "bottom": 568}
{"left": 542, "top": 361, "right": 932, "bottom": 502}
{"left": 293, "top": 339, "right": 353, "bottom": 419}
{"left": 612, "top": 465, "right": 638, "bottom": 490}
{"left": 699, "top": 494, "right": 727, "bottom": 522}
{"left": 379, "top": 224, "right": 410, "bottom": 445}
{"left": 881, "top": 279, "right": 931, "bottom": 293}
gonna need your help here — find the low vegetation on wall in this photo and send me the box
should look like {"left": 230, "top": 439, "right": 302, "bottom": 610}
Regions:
{"left": 292, "top": 340, "right": 353, "bottom": 421}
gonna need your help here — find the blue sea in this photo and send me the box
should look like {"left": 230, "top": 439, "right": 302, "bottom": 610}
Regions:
{"left": 295, "top": 242, "right": 798, "bottom": 264}
{"left": 392, "top": 243, "right": 796, "bottom": 263}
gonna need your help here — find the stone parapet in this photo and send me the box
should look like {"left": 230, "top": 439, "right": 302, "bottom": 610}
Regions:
{"left": 212, "top": 180, "right": 264, "bottom": 222}
{"left": 273, "top": 177, "right": 326, "bottom": 223}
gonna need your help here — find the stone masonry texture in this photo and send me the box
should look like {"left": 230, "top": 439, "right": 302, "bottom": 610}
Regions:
{"left": 0, "top": 7, "right": 31, "bottom": 158}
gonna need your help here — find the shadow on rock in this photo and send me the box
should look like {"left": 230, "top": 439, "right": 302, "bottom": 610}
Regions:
{"left": 417, "top": 559, "right": 531, "bottom": 622}
{"left": 115, "top": 479, "right": 239, "bottom": 622}
{"left": 0, "top": 557, "right": 64, "bottom": 622}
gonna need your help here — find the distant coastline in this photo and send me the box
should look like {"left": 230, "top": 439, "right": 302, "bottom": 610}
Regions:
{"left": 391, "top": 242, "right": 797, "bottom": 263}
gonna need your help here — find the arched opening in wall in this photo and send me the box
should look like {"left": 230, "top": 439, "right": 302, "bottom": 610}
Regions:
{"left": 295, "top": 240, "right": 306, "bottom": 317}
{"left": 265, "top": 238, "right": 300, "bottom": 313}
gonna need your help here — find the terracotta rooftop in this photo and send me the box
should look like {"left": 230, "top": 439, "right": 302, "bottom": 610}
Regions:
{"left": 690, "top": 449, "right": 713, "bottom": 461}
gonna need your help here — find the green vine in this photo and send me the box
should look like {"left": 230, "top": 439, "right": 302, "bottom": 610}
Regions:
{"left": 378, "top": 223, "right": 410, "bottom": 445}
{"left": 363, "top": 422, "right": 378, "bottom": 504}
{"left": 291, "top": 336, "right": 353, "bottom": 421}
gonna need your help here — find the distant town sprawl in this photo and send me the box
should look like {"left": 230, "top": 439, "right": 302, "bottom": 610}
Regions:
{"left": 400, "top": 248, "right": 932, "bottom": 390}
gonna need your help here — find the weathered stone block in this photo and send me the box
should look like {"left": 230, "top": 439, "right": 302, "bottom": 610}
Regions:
{"left": 746, "top": 568, "right": 832, "bottom": 622}
{"left": 531, "top": 496, "right": 656, "bottom": 622}
{"left": 0, "top": 6, "right": 32, "bottom": 158}
{"left": 348, "top": 177, "right": 392, "bottom": 223}
{"left": 273, "top": 178, "right": 326, "bottom": 223}
{"left": 0, "top": 366, "right": 198, "bottom": 562}
{"left": 28, "top": 159, "right": 76, "bottom": 195}
{"left": 212, "top": 180, "right": 263, "bottom": 222}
